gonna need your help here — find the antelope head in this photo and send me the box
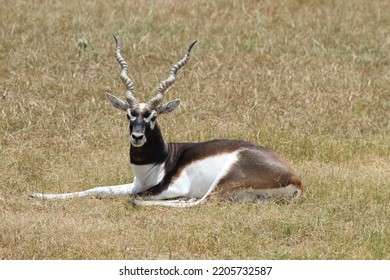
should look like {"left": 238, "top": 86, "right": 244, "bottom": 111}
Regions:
{"left": 106, "top": 36, "right": 197, "bottom": 147}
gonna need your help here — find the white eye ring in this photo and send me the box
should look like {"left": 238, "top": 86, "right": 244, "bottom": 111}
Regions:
{"left": 149, "top": 120, "right": 156, "bottom": 130}
{"left": 127, "top": 109, "right": 137, "bottom": 122}
{"left": 144, "top": 111, "right": 157, "bottom": 123}
{"left": 144, "top": 111, "right": 157, "bottom": 129}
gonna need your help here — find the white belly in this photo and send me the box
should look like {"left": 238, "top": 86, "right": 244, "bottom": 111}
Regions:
{"left": 173, "top": 151, "right": 240, "bottom": 198}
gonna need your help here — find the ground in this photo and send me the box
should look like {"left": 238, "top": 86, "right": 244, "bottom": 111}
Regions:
{"left": 0, "top": 0, "right": 389, "bottom": 259}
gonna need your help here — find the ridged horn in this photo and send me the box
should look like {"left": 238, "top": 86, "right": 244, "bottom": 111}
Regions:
{"left": 113, "top": 35, "right": 139, "bottom": 107}
{"left": 148, "top": 40, "right": 197, "bottom": 109}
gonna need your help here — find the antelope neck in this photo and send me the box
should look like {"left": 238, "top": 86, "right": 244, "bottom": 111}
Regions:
{"left": 129, "top": 123, "right": 168, "bottom": 165}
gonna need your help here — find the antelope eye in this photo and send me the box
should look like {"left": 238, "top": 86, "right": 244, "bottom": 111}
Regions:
{"left": 129, "top": 110, "right": 138, "bottom": 117}
{"left": 150, "top": 116, "right": 157, "bottom": 122}
{"left": 127, "top": 110, "right": 137, "bottom": 121}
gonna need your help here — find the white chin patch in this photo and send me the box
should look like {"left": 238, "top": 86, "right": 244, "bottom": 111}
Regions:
{"left": 131, "top": 140, "right": 146, "bottom": 147}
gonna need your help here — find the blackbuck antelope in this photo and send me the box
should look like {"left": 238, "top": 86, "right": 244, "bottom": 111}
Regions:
{"left": 30, "top": 36, "right": 303, "bottom": 207}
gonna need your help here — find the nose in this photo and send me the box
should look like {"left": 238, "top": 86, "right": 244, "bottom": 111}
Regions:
{"left": 131, "top": 133, "right": 145, "bottom": 142}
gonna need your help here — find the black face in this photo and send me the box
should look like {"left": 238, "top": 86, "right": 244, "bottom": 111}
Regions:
{"left": 126, "top": 106, "right": 158, "bottom": 147}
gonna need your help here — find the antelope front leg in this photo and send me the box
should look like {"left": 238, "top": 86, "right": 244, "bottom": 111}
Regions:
{"left": 29, "top": 183, "right": 136, "bottom": 199}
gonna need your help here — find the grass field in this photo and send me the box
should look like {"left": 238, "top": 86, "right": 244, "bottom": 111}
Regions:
{"left": 1, "top": 0, "right": 389, "bottom": 259}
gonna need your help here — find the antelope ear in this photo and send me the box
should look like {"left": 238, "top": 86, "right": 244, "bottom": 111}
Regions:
{"left": 156, "top": 99, "right": 181, "bottom": 114}
{"left": 105, "top": 93, "right": 130, "bottom": 111}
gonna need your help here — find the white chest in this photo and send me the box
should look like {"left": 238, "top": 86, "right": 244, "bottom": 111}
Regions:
{"left": 131, "top": 163, "right": 165, "bottom": 191}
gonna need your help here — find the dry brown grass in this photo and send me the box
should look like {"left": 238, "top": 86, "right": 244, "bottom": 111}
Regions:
{"left": 1, "top": 0, "right": 389, "bottom": 259}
